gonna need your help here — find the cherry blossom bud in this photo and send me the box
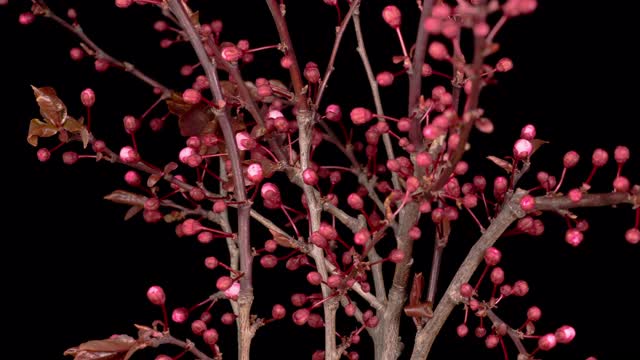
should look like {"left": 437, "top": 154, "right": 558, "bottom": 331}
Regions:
{"left": 350, "top": 107, "right": 373, "bottom": 125}
{"left": 81, "top": 88, "right": 96, "bottom": 107}
{"left": 146, "top": 285, "right": 166, "bottom": 305}
{"left": 513, "top": 138, "right": 533, "bottom": 160}
{"left": 382, "top": 5, "right": 401, "bottom": 28}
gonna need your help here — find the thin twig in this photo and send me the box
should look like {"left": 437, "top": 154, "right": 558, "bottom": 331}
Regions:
{"left": 314, "top": 0, "right": 361, "bottom": 107}
{"left": 352, "top": 7, "right": 401, "bottom": 191}
{"left": 37, "top": 1, "right": 170, "bottom": 98}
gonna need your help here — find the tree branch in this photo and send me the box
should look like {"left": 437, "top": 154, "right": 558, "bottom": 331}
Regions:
{"left": 265, "top": 0, "right": 306, "bottom": 110}
{"left": 407, "top": 0, "right": 434, "bottom": 147}
{"left": 167, "top": 2, "right": 254, "bottom": 359}
{"left": 37, "top": 1, "right": 170, "bottom": 98}
{"left": 352, "top": 7, "right": 401, "bottom": 191}
{"left": 314, "top": 0, "right": 360, "bottom": 107}
{"left": 410, "top": 189, "right": 527, "bottom": 360}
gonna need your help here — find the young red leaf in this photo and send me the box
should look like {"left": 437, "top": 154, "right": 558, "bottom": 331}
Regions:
{"left": 486, "top": 155, "right": 513, "bottom": 173}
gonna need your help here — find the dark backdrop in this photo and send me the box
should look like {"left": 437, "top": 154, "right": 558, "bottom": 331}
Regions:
{"left": 1, "top": 1, "right": 638, "bottom": 359}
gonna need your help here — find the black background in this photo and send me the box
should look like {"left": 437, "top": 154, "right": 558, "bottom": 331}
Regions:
{"left": 1, "top": 0, "right": 639, "bottom": 359}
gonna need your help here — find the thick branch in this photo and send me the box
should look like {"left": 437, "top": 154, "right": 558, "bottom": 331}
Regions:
{"left": 167, "top": 2, "right": 254, "bottom": 359}
{"left": 167, "top": 0, "right": 251, "bottom": 288}
{"left": 410, "top": 189, "right": 527, "bottom": 360}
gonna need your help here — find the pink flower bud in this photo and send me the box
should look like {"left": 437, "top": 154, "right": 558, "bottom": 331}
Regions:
{"left": 538, "top": 333, "right": 557, "bottom": 351}
{"left": 490, "top": 267, "right": 505, "bottom": 284}
{"left": 280, "top": 54, "right": 293, "bottom": 69}
{"left": 272, "top": 304, "right": 286, "bottom": 320}
{"left": 496, "top": 58, "right": 514, "bottom": 72}
{"left": 202, "top": 328, "right": 218, "bottom": 345}
{"left": 70, "top": 48, "right": 85, "bottom": 61}
{"left": 350, "top": 107, "right": 373, "bottom": 125}
{"left": 18, "top": 12, "right": 35, "bottom": 25}
{"left": 81, "top": 88, "right": 95, "bottom": 107}
{"left": 325, "top": 104, "right": 342, "bottom": 122}
{"left": 94, "top": 59, "right": 110, "bottom": 72}
{"left": 115, "top": 0, "right": 133, "bottom": 8}
{"left": 520, "top": 194, "right": 536, "bottom": 211}
{"left": 388, "top": 249, "right": 405, "bottom": 263}
{"left": 513, "top": 138, "right": 533, "bottom": 160}
{"left": 235, "top": 131, "right": 255, "bottom": 151}
{"left": 613, "top": 176, "right": 630, "bottom": 192}
{"left": 554, "top": 325, "right": 576, "bottom": 344}
{"left": 527, "top": 306, "right": 542, "bottom": 321}
{"left": 123, "top": 115, "right": 141, "bottom": 134}
{"left": 625, "top": 228, "right": 640, "bottom": 244}
{"left": 306, "top": 271, "right": 323, "bottom": 285}
{"left": 124, "top": 170, "right": 141, "bottom": 186}
{"left": 592, "top": 148, "right": 608, "bottom": 167}
{"left": 376, "top": 71, "right": 394, "bottom": 87}
{"left": 456, "top": 324, "right": 469, "bottom": 337}
{"left": 246, "top": 163, "right": 264, "bottom": 183}
{"left": 354, "top": 228, "right": 370, "bottom": 246}
{"left": 172, "top": 307, "right": 189, "bottom": 323}
{"left": 292, "top": 308, "right": 310, "bottom": 325}
{"left": 119, "top": 146, "right": 140, "bottom": 163}
{"left": 382, "top": 5, "right": 401, "bottom": 28}
{"left": 221, "top": 45, "right": 242, "bottom": 62}
{"left": 565, "top": 228, "right": 584, "bottom": 247}
{"left": 260, "top": 254, "right": 278, "bottom": 269}
{"left": 460, "top": 283, "right": 473, "bottom": 298}
{"left": 191, "top": 320, "right": 207, "bottom": 335}
{"left": 428, "top": 42, "right": 449, "bottom": 61}
{"left": 179, "top": 147, "right": 196, "bottom": 164}
{"left": 146, "top": 285, "right": 166, "bottom": 305}
{"left": 485, "top": 334, "right": 499, "bottom": 349}
{"left": 182, "top": 89, "right": 202, "bottom": 104}
{"left": 484, "top": 247, "right": 502, "bottom": 266}
{"left": 520, "top": 124, "right": 536, "bottom": 140}
{"left": 302, "top": 168, "right": 319, "bottom": 186}
{"left": 614, "top": 145, "right": 630, "bottom": 164}
{"left": 216, "top": 276, "right": 233, "bottom": 291}
{"left": 303, "top": 62, "right": 320, "bottom": 83}
{"left": 347, "top": 193, "right": 364, "bottom": 210}
{"left": 512, "top": 280, "right": 529, "bottom": 296}
{"left": 62, "top": 151, "right": 78, "bottom": 165}
{"left": 37, "top": 148, "right": 51, "bottom": 162}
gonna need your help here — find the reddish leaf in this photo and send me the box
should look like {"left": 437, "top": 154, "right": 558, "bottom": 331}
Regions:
{"left": 269, "top": 229, "right": 297, "bottom": 248}
{"left": 163, "top": 162, "right": 178, "bottom": 174}
{"left": 403, "top": 302, "right": 433, "bottom": 319}
{"left": 178, "top": 103, "right": 216, "bottom": 137}
{"left": 124, "top": 206, "right": 143, "bottom": 221}
{"left": 165, "top": 91, "right": 192, "bottom": 117}
{"left": 392, "top": 55, "right": 408, "bottom": 64}
{"left": 32, "top": 85, "right": 68, "bottom": 127}
{"left": 525, "top": 321, "right": 536, "bottom": 335}
{"left": 530, "top": 139, "right": 549, "bottom": 156}
{"left": 486, "top": 155, "right": 513, "bottom": 173}
{"left": 409, "top": 272, "right": 424, "bottom": 306}
{"left": 147, "top": 173, "right": 162, "bottom": 188}
{"left": 104, "top": 190, "right": 148, "bottom": 207}
{"left": 27, "top": 118, "right": 58, "bottom": 146}
{"left": 81, "top": 127, "right": 90, "bottom": 149}
{"left": 64, "top": 335, "right": 137, "bottom": 360}
{"left": 220, "top": 80, "right": 239, "bottom": 98}
{"left": 475, "top": 117, "right": 494, "bottom": 134}
{"left": 63, "top": 116, "right": 84, "bottom": 132}
{"left": 79, "top": 336, "right": 136, "bottom": 352}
